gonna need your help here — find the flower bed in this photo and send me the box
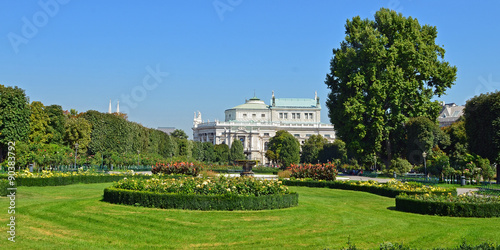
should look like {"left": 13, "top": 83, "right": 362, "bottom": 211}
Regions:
{"left": 103, "top": 176, "right": 298, "bottom": 210}
{"left": 151, "top": 162, "right": 201, "bottom": 176}
{"left": 0, "top": 169, "right": 179, "bottom": 187}
{"left": 287, "top": 163, "right": 338, "bottom": 181}
{"left": 396, "top": 193, "right": 500, "bottom": 217}
{"left": 283, "top": 179, "right": 455, "bottom": 198}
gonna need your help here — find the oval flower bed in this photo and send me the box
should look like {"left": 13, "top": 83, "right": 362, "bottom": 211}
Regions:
{"left": 103, "top": 176, "right": 298, "bottom": 210}
{"left": 283, "top": 179, "right": 455, "bottom": 198}
{"left": 396, "top": 193, "right": 500, "bottom": 217}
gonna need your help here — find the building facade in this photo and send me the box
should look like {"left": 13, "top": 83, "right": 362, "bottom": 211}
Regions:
{"left": 437, "top": 102, "right": 464, "bottom": 127}
{"left": 192, "top": 92, "right": 336, "bottom": 165}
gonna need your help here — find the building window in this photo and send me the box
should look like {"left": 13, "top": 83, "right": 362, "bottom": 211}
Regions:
{"left": 304, "top": 113, "right": 308, "bottom": 119}
{"left": 292, "top": 113, "right": 296, "bottom": 119}
{"left": 252, "top": 114, "right": 256, "bottom": 118}
{"left": 243, "top": 113, "right": 247, "bottom": 118}
{"left": 264, "top": 142, "right": 269, "bottom": 150}
{"left": 294, "top": 134, "right": 300, "bottom": 137}
{"left": 324, "top": 134, "right": 331, "bottom": 138}
{"left": 261, "top": 114, "right": 265, "bottom": 118}
{"left": 279, "top": 113, "right": 283, "bottom": 119}
{"left": 264, "top": 133, "right": 270, "bottom": 136}
{"left": 229, "top": 114, "right": 231, "bottom": 118}
{"left": 309, "top": 113, "right": 313, "bottom": 119}
{"left": 306, "top": 134, "right": 312, "bottom": 137}
{"left": 297, "top": 113, "right": 300, "bottom": 119}
{"left": 284, "top": 113, "right": 288, "bottom": 119}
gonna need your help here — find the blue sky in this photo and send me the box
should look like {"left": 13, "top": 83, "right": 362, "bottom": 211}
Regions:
{"left": 1, "top": 1, "right": 499, "bottom": 138}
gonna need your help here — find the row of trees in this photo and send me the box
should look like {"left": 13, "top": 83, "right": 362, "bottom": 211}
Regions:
{"left": 0, "top": 85, "right": 247, "bottom": 170}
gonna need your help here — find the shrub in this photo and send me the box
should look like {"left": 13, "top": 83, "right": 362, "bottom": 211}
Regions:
{"left": 152, "top": 162, "right": 200, "bottom": 176}
{"left": 278, "top": 170, "right": 291, "bottom": 179}
{"left": 287, "top": 163, "right": 338, "bottom": 180}
{"left": 384, "top": 158, "right": 411, "bottom": 176}
{"left": 0, "top": 179, "right": 9, "bottom": 196}
{"left": 396, "top": 193, "right": 500, "bottom": 217}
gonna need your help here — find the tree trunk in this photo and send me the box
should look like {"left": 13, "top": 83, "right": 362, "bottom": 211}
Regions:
{"left": 384, "top": 139, "right": 392, "bottom": 168}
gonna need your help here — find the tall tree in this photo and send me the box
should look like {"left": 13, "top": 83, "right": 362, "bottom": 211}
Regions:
{"left": 229, "top": 139, "right": 246, "bottom": 162}
{"left": 325, "top": 8, "right": 457, "bottom": 166}
{"left": 318, "top": 139, "right": 348, "bottom": 164}
{"left": 464, "top": 91, "right": 500, "bottom": 182}
{"left": 301, "top": 134, "right": 328, "bottom": 163}
{"left": 45, "top": 104, "right": 66, "bottom": 144}
{"left": 214, "top": 144, "right": 230, "bottom": 163}
{"left": 0, "top": 85, "right": 31, "bottom": 161}
{"left": 268, "top": 130, "right": 300, "bottom": 168}
{"left": 28, "top": 101, "right": 53, "bottom": 144}
{"left": 64, "top": 117, "right": 91, "bottom": 153}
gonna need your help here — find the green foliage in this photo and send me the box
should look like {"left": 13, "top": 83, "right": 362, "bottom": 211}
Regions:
{"left": 214, "top": 144, "right": 230, "bottom": 163}
{"left": 384, "top": 158, "right": 412, "bottom": 176}
{"left": 325, "top": 8, "right": 457, "bottom": 165}
{"left": 64, "top": 117, "right": 91, "bottom": 152}
{"left": 103, "top": 187, "right": 298, "bottom": 211}
{"left": 300, "top": 134, "right": 328, "bottom": 163}
{"left": 464, "top": 91, "right": 500, "bottom": 182}
{"left": 0, "top": 179, "right": 8, "bottom": 196}
{"left": 45, "top": 104, "right": 66, "bottom": 144}
{"left": 229, "top": 139, "right": 246, "bottom": 161}
{"left": 268, "top": 130, "right": 300, "bottom": 168}
{"left": 396, "top": 193, "right": 500, "bottom": 217}
{"left": 28, "top": 101, "right": 53, "bottom": 144}
{"left": 170, "top": 129, "right": 188, "bottom": 140}
{"left": 406, "top": 116, "right": 449, "bottom": 165}
{"left": 428, "top": 151, "right": 450, "bottom": 178}
{"left": 318, "top": 139, "right": 348, "bottom": 163}
{"left": 0, "top": 85, "right": 31, "bottom": 160}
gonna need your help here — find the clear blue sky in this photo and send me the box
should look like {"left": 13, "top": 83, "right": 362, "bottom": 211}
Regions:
{"left": 1, "top": 1, "right": 499, "bottom": 138}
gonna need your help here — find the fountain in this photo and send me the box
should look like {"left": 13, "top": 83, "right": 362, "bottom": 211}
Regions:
{"left": 234, "top": 160, "right": 258, "bottom": 177}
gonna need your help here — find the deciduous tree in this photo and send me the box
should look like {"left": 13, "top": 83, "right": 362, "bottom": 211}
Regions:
{"left": 325, "top": 8, "right": 457, "bottom": 167}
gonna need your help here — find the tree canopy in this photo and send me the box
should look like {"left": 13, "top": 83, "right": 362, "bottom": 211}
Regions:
{"left": 325, "top": 8, "right": 457, "bottom": 166}
{"left": 464, "top": 91, "right": 500, "bottom": 182}
{"left": 229, "top": 139, "right": 246, "bottom": 162}
{"left": 267, "top": 130, "right": 300, "bottom": 168}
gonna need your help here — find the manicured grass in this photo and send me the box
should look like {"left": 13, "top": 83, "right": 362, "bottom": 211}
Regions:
{"left": 1, "top": 183, "right": 499, "bottom": 249}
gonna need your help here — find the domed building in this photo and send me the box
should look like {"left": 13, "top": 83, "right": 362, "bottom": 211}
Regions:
{"left": 192, "top": 91, "right": 336, "bottom": 165}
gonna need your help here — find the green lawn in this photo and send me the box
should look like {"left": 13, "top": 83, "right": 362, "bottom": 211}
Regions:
{"left": 1, "top": 183, "right": 499, "bottom": 249}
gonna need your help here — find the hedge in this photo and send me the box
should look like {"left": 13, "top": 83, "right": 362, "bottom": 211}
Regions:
{"left": 0, "top": 174, "right": 187, "bottom": 187}
{"left": 0, "top": 179, "right": 9, "bottom": 196}
{"left": 395, "top": 195, "right": 500, "bottom": 217}
{"left": 103, "top": 187, "right": 299, "bottom": 210}
{"left": 282, "top": 179, "right": 455, "bottom": 198}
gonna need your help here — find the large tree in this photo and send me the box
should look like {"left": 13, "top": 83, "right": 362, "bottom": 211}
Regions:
{"left": 464, "top": 91, "right": 500, "bottom": 182}
{"left": 0, "top": 85, "right": 31, "bottom": 161}
{"left": 325, "top": 8, "right": 457, "bottom": 166}
{"left": 267, "top": 130, "right": 300, "bottom": 168}
{"left": 29, "top": 101, "right": 53, "bottom": 144}
{"left": 229, "top": 139, "right": 246, "bottom": 162}
{"left": 301, "top": 134, "right": 328, "bottom": 163}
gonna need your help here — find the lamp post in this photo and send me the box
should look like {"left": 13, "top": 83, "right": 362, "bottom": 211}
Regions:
{"left": 74, "top": 143, "right": 79, "bottom": 170}
{"left": 422, "top": 151, "right": 427, "bottom": 178}
{"left": 373, "top": 153, "right": 377, "bottom": 171}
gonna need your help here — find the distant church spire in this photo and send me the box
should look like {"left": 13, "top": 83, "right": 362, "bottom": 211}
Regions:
{"left": 116, "top": 101, "right": 120, "bottom": 114}
{"left": 108, "top": 100, "right": 112, "bottom": 114}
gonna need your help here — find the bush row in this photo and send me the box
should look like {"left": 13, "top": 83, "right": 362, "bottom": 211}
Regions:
{"left": 0, "top": 179, "right": 9, "bottom": 196}
{"left": 395, "top": 195, "right": 500, "bottom": 217}
{"left": 103, "top": 187, "right": 299, "bottom": 210}
{"left": 282, "top": 179, "right": 455, "bottom": 198}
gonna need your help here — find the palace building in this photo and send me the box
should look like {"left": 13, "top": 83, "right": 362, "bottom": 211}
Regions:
{"left": 192, "top": 91, "right": 336, "bottom": 165}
